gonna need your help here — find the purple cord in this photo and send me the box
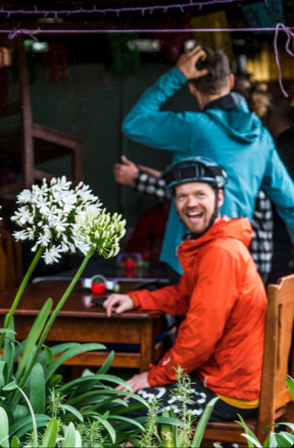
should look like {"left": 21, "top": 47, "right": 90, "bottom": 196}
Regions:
{"left": 0, "top": 0, "right": 261, "bottom": 17}
{"left": 1, "top": 22, "right": 293, "bottom": 96}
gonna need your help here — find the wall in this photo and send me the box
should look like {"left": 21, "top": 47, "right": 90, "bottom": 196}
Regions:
{"left": 4, "top": 60, "right": 198, "bottom": 226}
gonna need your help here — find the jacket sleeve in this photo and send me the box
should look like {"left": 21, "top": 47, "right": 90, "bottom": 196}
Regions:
{"left": 128, "top": 274, "right": 190, "bottom": 316}
{"left": 121, "top": 67, "right": 192, "bottom": 152}
{"left": 133, "top": 171, "right": 171, "bottom": 203}
{"left": 147, "top": 246, "right": 239, "bottom": 387}
{"left": 261, "top": 142, "right": 294, "bottom": 245}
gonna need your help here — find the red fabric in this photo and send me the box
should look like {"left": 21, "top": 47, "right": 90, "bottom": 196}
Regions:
{"left": 128, "top": 217, "right": 267, "bottom": 400}
{"left": 126, "top": 204, "right": 168, "bottom": 257}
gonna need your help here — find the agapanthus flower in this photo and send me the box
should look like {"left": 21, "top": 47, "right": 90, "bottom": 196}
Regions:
{"left": 75, "top": 209, "right": 126, "bottom": 259}
{"left": 11, "top": 177, "right": 102, "bottom": 264}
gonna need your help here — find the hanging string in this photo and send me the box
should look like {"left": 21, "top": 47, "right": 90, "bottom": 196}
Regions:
{"left": 274, "top": 23, "right": 294, "bottom": 97}
{"left": 2, "top": 23, "right": 293, "bottom": 96}
{"left": 0, "top": 0, "right": 262, "bottom": 18}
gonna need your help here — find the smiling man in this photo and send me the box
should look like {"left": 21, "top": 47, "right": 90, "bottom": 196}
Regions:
{"left": 104, "top": 157, "right": 267, "bottom": 421}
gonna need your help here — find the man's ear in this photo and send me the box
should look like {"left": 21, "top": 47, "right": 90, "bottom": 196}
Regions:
{"left": 229, "top": 73, "right": 235, "bottom": 90}
{"left": 188, "top": 81, "right": 197, "bottom": 96}
{"left": 217, "top": 189, "right": 225, "bottom": 209}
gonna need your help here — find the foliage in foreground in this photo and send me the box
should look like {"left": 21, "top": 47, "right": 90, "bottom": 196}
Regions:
{"left": 214, "top": 377, "right": 294, "bottom": 448}
{"left": 140, "top": 366, "right": 219, "bottom": 448}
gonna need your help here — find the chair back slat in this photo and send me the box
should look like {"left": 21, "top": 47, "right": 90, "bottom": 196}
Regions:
{"left": 257, "top": 274, "right": 294, "bottom": 440}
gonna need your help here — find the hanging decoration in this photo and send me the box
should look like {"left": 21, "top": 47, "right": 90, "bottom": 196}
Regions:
{"left": 108, "top": 33, "right": 140, "bottom": 76}
{"left": 0, "top": 1, "right": 266, "bottom": 18}
{"left": 190, "top": 11, "right": 234, "bottom": 60}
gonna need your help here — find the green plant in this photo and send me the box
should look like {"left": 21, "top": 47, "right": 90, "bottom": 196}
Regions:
{"left": 228, "top": 377, "right": 294, "bottom": 448}
{"left": 139, "top": 366, "right": 219, "bottom": 448}
{"left": 0, "top": 178, "right": 150, "bottom": 446}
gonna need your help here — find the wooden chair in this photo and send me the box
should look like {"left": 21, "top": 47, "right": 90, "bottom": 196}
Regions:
{"left": 0, "top": 226, "right": 23, "bottom": 293}
{"left": 0, "top": 39, "right": 83, "bottom": 200}
{"left": 201, "top": 274, "right": 294, "bottom": 446}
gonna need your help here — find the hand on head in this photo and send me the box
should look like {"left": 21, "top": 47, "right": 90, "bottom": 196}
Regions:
{"left": 176, "top": 45, "right": 208, "bottom": 80}
{"left": 113, "top": 156, "right": 139, "bottom": 186}
{"left": 103, "top": 293, "right": 135, "bottom": 317}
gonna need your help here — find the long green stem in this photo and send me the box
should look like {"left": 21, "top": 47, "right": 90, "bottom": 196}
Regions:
{"left": 19, "top": 246, "right": 94, "bottom": 388}
{"left": 0, "top": 246, "right": 44, "bottom": 350}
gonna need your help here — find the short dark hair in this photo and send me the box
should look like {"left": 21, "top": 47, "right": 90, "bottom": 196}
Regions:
{"left": 189, "top": 46, "right": 231, "bottom": 95}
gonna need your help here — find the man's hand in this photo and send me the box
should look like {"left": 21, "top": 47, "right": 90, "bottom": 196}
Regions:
{"left": 113, "top": 155, "right": 139, "bottom": 186}
{"left": 103, "top": 293, "right": 134, "bottom": 317}
{"left": 138, "top": 164, "right": 162, "bottom": 179}
{"left": 176, "top": 45, "right": 208, "bottom": 80}
{"left": 115, "top": 372, "right": 150, "bottom": 394}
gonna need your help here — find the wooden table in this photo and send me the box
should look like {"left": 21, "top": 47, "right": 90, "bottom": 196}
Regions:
{"left": 0, "top": 280, "right": 168, "bottom": 372}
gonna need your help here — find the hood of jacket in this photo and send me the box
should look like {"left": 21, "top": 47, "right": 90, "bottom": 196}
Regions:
{"left": 205, "top": 93, "right": 262, "bottom": 143}
{"left": 178, "top": 217, "right": 252, "bottom": 270}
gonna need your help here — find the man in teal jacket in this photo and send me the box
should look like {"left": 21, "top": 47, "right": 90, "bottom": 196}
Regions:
{"left": 122, "top": 45, "right": 294, "bottom": 275}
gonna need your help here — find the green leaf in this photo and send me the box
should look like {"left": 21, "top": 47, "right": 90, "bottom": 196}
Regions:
{"left": 59, "top": 373, "right": 132, "bottom": 395}
{"left": 44, "top": 346, "right": 54, "bottom": 366}
{"left": 14, "top": 385, "right": 38, "bottom": 447}
{"left": 191, "top": 397, "right": 219, "bottom": 448}
{"left": 263, "top": 431, "right": 278, "bottom": 448}
{"left": 41, "top": 418, "right": 59, "bottom": 448}
{"left": 236, "top": 414, "right": 259, "bottom": 448}
{"left": 62, "top": 422, "right": 76, "bottom": 447}
{"left": 160, "top": 409, "right": 176, "bottom": 448}
{"left": 263, "top": 421, "right": 294, "bottom": 432}
{"left": 93, "top": 415, "right": 116, "bottom": 443}
{"left": 10, "top": 415, "right": 50, "bottom": 437}
{"left": 44, "top": 343, "right": 105, "bottom": 381}
{"left": 0, "top": 407, "right": 9, "bottom": 448}
{"left": 0, "top": 328, "right": 16, "bottom": 335}
{"left": 97, "top": 350, "right": 115, "bottom": 374}
{"left": 66, "top": 388, "right": 148, "bottom": 409}
{"left": 241, "top": 433, "right": 262, "bottom": 447}
{"left": 60, "top": 404, "right": 84, "bottom": 423}
{"left": 286, "top": 376, "right": 294, "bottom": 401}
{"left": 74, "top": 430, "right": 82, "bottom": 448}
{"left": 47, "top": 374, "right": 63, "bottom": 389}
{"left": 0, "top": 360, "right": 8, "bottom": 389}
{"left": 3, "top": 380, "right": 17, "bottom": 391}
{"left": 108, "top": 414, "right": 145, "bottom": 431}
{"left": 15, "top": 299, "right": 53, "bottom": 381}
{"left": 11, "top": 436, "right": 20, "bottom": 448}
{"left": 10, "top": 415, "right": 50, "bottom": 438}
{"left": 30, "top": 363, "right": 46, "bottom": 414}
{"left": 13, "top": 404, "right": 29, "bottom": 421}
{"left": 274, "top": 432, "right": 294, "bottom": 448}
{"left": 36, "top": 343, "right": 81, "bottom": 364}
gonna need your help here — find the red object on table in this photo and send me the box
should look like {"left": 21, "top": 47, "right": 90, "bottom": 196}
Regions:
{"left": 125, "top": 259, "right": 135, "bottom": 269}
{"left": 91, "top": 281, "right": 105, "bottom": 294}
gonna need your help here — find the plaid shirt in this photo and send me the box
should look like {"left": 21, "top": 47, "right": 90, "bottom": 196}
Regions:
{"left": 134, "top": 171, "right": 273, "bottom": 280}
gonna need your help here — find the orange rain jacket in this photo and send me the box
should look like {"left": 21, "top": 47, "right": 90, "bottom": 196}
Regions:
{"left": 128, "top": 217, "right": 267, "bottom": 401}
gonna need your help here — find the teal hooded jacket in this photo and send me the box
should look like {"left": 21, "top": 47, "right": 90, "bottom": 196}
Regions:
{"left": 122, "top": 67, "right": 294, "bottom": 274}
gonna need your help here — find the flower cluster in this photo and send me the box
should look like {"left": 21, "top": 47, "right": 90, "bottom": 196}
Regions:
{"left": 11, "top": 177, "right": 103, "bottom": 264}
{"left": 75, "top": 210, "right": 126, "bottom": 259}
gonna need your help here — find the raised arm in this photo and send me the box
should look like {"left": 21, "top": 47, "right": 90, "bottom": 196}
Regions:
{"left": 122, "top": 46, "right": 207, "bottom": 152}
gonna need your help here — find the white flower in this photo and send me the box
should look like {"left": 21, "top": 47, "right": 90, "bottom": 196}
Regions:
{"left": 43, "top": 245, "right": 63, "bottom": 264}
{"left": 11, "top": 176, "right": 109, "bottom": 264}
{"left": 17, "top": 189, "right": 33, "bottom": 204}
{"left": 13, "top": 230, "right": 30, "bottom": 241}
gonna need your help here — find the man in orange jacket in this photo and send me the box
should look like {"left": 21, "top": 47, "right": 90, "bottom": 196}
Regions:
{"left": 104, "top": 157, "right": 267, "bottom": 420}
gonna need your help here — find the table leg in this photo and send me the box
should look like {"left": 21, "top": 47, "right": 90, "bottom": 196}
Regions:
{"left": 140, "top": 320, "right": 154, "bottom": 373}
